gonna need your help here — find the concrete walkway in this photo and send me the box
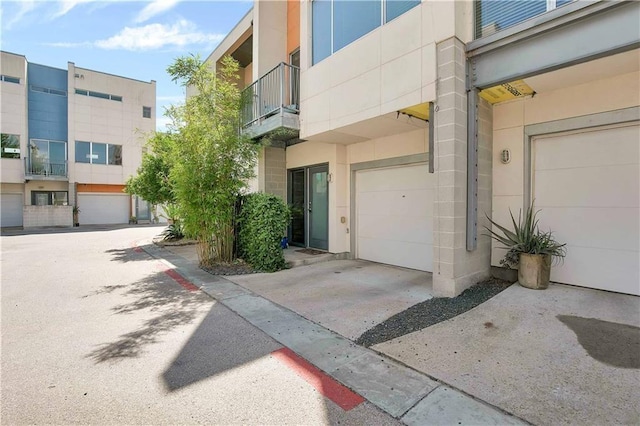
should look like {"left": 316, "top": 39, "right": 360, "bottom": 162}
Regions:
{"left": 375, "top": 283, "right": 640, "bottom": 425}
{"left": 143, "top": 241, "right": 527, "bottom": 424}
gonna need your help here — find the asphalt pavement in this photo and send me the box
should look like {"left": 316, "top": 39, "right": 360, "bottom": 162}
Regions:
{"left": 1, "top": 226, "right": 399, "bottom": 425}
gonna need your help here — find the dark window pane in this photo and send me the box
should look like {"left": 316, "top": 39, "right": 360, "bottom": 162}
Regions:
{"left": 108, "top": 144, "right": 122, "bottom": 165}
{"left": 475, "top": 0, "right": 547, "bottom": 38}
{"left": 92, "top": 143, "right": 106, "bottom": 164}
{"left": 333, "top": 0, "right": 381, "bottom": 52}
{"left": 385, "top": 0, "right": 420, "bottom": 23}
{"left": 53, "top": 192, "right": 68, "bottom": 206}
{"left": 312, "top": 0, "right": 332, "bottom": 64}
{"left": 89, "top": 91, "right": 110, "bottom": 99}
{"left": 1, "top": 134, "right": 20, "bottom": 159}
{"left": 111, "top": 95, "right": 122, "bottom": 102}
{"left": 75, "top": 89, "right": 88, "bottom": 96}
{"left": 75, "top": 141, "right": 91, "bottom": 163}
{"left": 143, "top": 106, "right": 152, "bottom": 118}
{"left": 31, "top": 86, "right": 48, "bottom": 93}
{"left": 2, "top": 75, "right": 20, "bottom": 84}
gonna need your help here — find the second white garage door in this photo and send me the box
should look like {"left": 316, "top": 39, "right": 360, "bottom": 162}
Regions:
{"left": 1, "top": 193, "right": 23, "bottom": 227}
{"left": 534, "top": 123, "right": 639, "bottom": 295}
{"left": 78, "top": 193, "right": 130, "bottom": 225}
{"left": 356, "top": 163, "right": 433, "bottom": 271}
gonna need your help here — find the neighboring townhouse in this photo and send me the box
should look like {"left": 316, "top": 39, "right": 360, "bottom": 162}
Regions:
{"left": 203, "top": 0, "right": 639, "bottom": 297}
{"left": 0, "top": 51, "right": 157, "bottom": 227}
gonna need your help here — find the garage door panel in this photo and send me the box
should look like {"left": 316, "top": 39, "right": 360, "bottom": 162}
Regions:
{"left": 357, "top": 165, "right": 433, "bottom": 192}
{"left": 551, "top": 245, "right": 639, "bottom": 295}
{"left": 358, "top": 213, "right": 431, "bottom": 244}
{"left": 535, "top": 164, "right": 639, "bottom": 208}
{"left": 356, "top": 163, "right": 433, "bottom": 272}
{"left": 534, "top": 123, "right": 639, "bottom": 295}
{"left": 535, "top": 125, "right": 640, "bottom": 170}
{"left": 358, "top": 237, "right": 432, "bottom": 272}
{"left": 1, "top": 194, "right": 23, "bottom": 227}
{"left": 78, "top": 194, "right": 129, "bottom": 225}
{"left": 538, "top": 207, "right": 640, "bottom": 252}
{"left": 358, "top": 189, "right": 432, "bottom": 217}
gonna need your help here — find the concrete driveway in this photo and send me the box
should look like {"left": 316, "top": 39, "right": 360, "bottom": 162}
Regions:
{"left": 225, "top": 260, "right": 433, "bottom": 340}
{"left": 374, "top": 283, "right": 640, "bottom": 425}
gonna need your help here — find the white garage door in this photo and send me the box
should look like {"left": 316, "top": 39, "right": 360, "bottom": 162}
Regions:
{"left": 1, "top": 193, "right": 23, "bottom": 227}
{"left": 356, "top": 163, "right": 433, "bottom": 271}
{"left": 78, "top": 194, "right": 130, "bottom": 225}
{"left": 534, "top": 123, "right": 640, "bottom": 295}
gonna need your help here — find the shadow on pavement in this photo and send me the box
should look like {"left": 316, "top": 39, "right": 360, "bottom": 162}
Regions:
{"left": 85, "top": 270, "right": 211, "bottom": 363}
{"left": 162, "top": 302, "right": 282, "bottom": 392}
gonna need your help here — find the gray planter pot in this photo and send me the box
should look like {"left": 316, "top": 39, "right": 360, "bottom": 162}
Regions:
{"left": 518, "top": 253, "right": 551, "bottom": 290}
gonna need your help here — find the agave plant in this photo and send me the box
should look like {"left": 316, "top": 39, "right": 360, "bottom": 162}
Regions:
{"left": 485, "top": 202, "right": 566, "bottom": 269}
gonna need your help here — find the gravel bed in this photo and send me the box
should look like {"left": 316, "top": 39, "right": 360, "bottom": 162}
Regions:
{"left": 356, "top": 277, "right": 513, "bottom": 347}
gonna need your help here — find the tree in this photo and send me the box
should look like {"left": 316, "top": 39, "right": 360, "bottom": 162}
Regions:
{"left": 166, "top": 55, "right": 260, "bottom": 266}
{"left": 125, "top": 131, "right": 175, "bottom": 206}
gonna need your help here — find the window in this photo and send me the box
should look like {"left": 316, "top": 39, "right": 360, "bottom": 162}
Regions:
{"left": 76, "top": 141, "right": 122, "bottom": 165}
{"left": 1, "top": 75, "right": 20, "bottom": 84}
{"left": 30, "top": 85, "right": 67, "bottom": 96}
{"left": 386, "top": 0, "right": 421, "bottom": 23}
{"left": 75, "top": 88, "right": 122, "bottom": 102}
{"left": 29, "top": 139, "right": 67, "bottom": 176}
{"left": 1, "top": 134, "right": 20, "bottom": 159}
{"left": 108, "top": 144, "right": 123, "bottom": 165}
{"left": 75, "top": 141, "right": 91, "bottom": 163}
{"left": 312, "top": 0, "right": 421, "bottom": 65}
{"left": 143, "top": 106, "right": 152, "bottom": 118}
{"left": 31, "top": 191, "right": 68, "bottom": 206}
{"left": 475, "top": 0, "right": 574, "bottom": 39}
{"left": 333, "top": 0, "right": 381, "bottom": 52}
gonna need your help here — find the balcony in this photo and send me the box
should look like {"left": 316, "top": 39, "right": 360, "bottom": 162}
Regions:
{"left": 241, "top": 62, "right": 300, "bottom": 141}
{"left": 24, "top": 157, "right": 68, "bottom": 181}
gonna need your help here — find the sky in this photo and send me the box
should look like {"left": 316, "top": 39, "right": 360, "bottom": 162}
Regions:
{"left": 0, "top": 0, "right": 253, "bottom": 131}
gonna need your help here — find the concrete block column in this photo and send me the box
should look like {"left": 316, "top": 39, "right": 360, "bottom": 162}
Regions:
{"left": 264, "top": 146, "right": 287, "bottom": 201}
{"left": 432, "top": 37, "right": 493, "bottom": 297}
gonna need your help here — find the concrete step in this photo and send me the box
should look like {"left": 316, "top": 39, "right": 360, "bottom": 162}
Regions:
{"left": 284, "top": 249, "right": 348, "bottom": 268}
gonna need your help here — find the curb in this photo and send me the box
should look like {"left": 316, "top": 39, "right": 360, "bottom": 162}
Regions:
{"left": 138, "top": 240, "right": 529, "bottom": 425}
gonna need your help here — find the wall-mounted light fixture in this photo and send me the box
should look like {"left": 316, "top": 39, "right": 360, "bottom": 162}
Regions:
{"left": 500, "top": 149, "right": 511, "bottom": 164}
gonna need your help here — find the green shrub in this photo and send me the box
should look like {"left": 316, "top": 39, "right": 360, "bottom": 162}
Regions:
{"left": 238, "top": 193, "right": 290, "bottom": 272}
{"left": 161, "top": 222, "right": 185, "bottom": 241}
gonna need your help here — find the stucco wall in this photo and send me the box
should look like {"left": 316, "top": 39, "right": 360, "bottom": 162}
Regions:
{"left": 298, "top": 0, "right": 472, "bottom": 139}
{"left": 68, "top": 64, "right": 155, "bottom": 186}
{"left": 1, "top": 53, "right": 28, "bottom": 184}
{"left": 491, "top": 70, "right": 640, "bottom": 266}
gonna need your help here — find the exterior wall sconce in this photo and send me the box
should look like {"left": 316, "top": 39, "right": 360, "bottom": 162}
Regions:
{"left": 500, "top": 149, "right": 511, "bottom": 164}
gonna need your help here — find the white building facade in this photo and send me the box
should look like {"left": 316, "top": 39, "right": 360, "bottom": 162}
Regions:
{"left": 202, "top": 0, "right": 639, "bottom": 297}
{"left": 1, "top": 51, "right": 156, "bottom": 227}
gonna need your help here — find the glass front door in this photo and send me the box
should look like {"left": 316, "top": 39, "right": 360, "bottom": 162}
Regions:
{"left": 288, "top": 164, "right": 329, "bottom": 250}
{"left": 308, "top": 165, "right": 329, "bottom": 250}
{"left": 289, "top": 169, "right": 306, "bottom": 246}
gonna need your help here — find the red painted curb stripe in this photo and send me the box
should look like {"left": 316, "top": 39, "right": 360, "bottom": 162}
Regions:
{"left": 163, "top": 268, "right": 199, "bottom": 292}
{"left": 271, "top": 347, "right": 364, "bottom": 411}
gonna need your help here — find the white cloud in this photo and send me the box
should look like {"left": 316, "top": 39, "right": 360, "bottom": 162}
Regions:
{"left": 134, "top": 0, "right": 180, "bottom": 24}
{"left": 5, "top": 0, "right": 36, "bottom": 30}
{"left": 94, "top": 19, "right": 224, "bottom": 51}
{"left": 51, "top": 0, "right": 94, "bottom": 19}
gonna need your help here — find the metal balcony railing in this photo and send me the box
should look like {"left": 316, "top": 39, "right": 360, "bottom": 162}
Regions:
{"left": 241, "top": 62, "right": 300, "bottom": 128}
{"left": 25, "top": 157, "right": 68, "bottom": 178}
